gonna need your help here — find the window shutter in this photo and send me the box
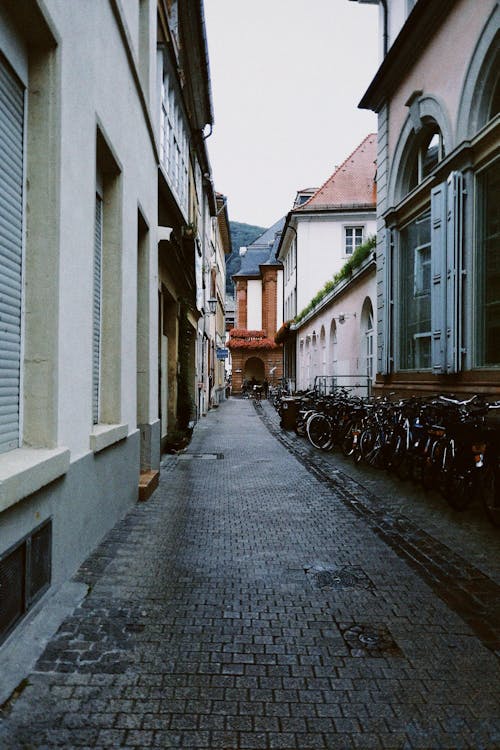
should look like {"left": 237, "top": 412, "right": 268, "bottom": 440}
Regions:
{"left": 0, "top": 62, "right": 24, "bottom": 453}
{"left": 431, "top": 181, "right": 447, "bottom": 373}
{"left": 381, "top": 228, "right": 393, "bottom": 375}
{"left": 93, "top": 195, "right": 103, "bottom": 424}
{"left": 445, "top": 172, "right": 463, "bottom": 373}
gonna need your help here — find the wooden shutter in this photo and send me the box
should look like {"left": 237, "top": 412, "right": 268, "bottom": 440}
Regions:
{"left": 431, "top": 181, "right": 447, "bottom": 373}
{"left": 445, "top": 172, "right": 463, "bottom": 373}
{"left": 0, "top": 61, "right": 24, "bottom": 453}
{"left": 381, "top": 228, "right": 393, "bottom": 375}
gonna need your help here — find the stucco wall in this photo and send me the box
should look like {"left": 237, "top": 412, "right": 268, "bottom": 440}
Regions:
{"left": 296, "top": 267, "right": 376, "bottom": 392}
{"left": 247, "top": 280, "right": 263, "bottom": 330}
{"left": 296, "top": 214, "right": 376, "bottom": 313}
{"left": 386, "top": 0, "right": 497, "bottom": 160}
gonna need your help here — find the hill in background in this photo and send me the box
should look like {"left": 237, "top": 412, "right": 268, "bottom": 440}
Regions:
{"left": 226, "top": 221, "right": 267, "bottom": 295}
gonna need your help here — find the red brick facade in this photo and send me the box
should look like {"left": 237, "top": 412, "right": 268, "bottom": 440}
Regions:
{"left": 230, "top": 271, "right": 283, "bottom": 393}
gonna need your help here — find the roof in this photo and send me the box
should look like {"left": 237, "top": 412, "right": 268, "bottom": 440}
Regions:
{"left": 296, "top": 134, "right": 377, "bottom": 212}
{"left": 233, "top": 217, "right": 285, "bottom": 279}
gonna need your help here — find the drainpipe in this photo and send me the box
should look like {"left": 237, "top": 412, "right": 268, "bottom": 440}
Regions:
{"left": 349, "top": 0, "right": 388, "bottom": 57}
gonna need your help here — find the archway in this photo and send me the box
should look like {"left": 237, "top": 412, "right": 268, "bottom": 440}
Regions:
{"left": 244, "top": 356, "right": 265, "bottom": 383}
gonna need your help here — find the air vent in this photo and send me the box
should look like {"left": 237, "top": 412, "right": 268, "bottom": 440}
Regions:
{"left": 0, "top": 519, "right": 52, "bottom": 645}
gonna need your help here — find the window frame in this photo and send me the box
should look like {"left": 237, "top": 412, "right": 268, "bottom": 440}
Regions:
{"left": 474, "top": 156, "right": 500, "bottom": 369}
{"left": 343, "top": 225, "right": 365, "bottom": 256}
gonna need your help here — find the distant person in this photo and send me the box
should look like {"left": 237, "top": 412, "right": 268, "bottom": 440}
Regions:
{"left": 263, "top": 379, "right": 269, "bottom": 399}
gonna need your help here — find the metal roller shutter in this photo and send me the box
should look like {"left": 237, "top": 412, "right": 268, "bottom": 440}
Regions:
{"left": 0, "top": 61, "right": 24, "bottom": 454}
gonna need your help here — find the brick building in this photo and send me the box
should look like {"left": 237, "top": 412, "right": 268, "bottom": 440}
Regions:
{"left": 229, "top": 221, "right": 284, "bottom": 393}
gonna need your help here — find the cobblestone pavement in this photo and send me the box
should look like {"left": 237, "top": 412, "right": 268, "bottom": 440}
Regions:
{"left": 1, "top": 398, "right": 499, "bottom": 749}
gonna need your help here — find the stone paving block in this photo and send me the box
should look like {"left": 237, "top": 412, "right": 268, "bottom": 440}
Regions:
{"left": 0, "top": 399, "right": 499, "bottom": 749}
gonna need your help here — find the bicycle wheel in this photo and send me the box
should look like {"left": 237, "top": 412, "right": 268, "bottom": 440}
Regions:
{"left": 443, "top": 462, "right": 476, "bottom": 510}
{"left": 341, "top": 420, "right": 362, "bottom": 457}
{"left": 481, "top": 464, "right": 500, "bottom": 527}
{"left": 359, "top": 427, "right": 385, "bottom": 468}
{"left": 306, "top": 414, "right": 333, "bottom": 451}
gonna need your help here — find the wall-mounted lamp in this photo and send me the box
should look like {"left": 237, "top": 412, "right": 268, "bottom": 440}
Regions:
{"left": 337, "top": 312, "right": 356, "bottom": 325}
{"left": 207, "top": 298, "right": 217, "bottom": 315}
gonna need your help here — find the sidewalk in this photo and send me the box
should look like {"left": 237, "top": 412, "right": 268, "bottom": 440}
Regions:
{"left": 0, "top": 397, "right": 499, "bottom": 749}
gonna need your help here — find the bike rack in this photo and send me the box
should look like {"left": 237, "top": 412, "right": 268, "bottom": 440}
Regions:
{"left": 313, "top": 375, "right": 372, "bottom": 400}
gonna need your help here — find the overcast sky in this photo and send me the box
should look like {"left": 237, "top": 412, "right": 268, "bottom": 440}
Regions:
{"left": 204, "top": 0, "right": 380, "bottom": 229}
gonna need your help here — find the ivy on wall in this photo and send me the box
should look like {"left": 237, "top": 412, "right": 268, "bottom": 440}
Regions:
{"left": 294, "top": 235, "right": 376, "bottom": 325}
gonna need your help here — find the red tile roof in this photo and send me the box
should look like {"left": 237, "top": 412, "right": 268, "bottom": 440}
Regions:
{"left": 297, "top": 134, "right": 377, "bottom": 211}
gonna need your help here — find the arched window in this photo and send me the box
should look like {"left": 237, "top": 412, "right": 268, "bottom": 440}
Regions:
{"left": 320, "top": 326, "right": 326, "bottom": 375}
{"left": 405, "top": 122, "right": 444, "bottom": 194}
{"left": 361, "top": 298, "right": 375, "bottom": 380}
{"left": 329, "top": 320, "right": 337, "bottom": 376}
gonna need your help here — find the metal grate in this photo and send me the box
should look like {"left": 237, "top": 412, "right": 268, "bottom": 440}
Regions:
{"left": 29, "top": 522, "right": 52, "bottom": 602}
{"left": 0, "top": 519, "right": 52, "bottom": 645}
{"left": 0, "top": 544, "right": 25, "bottom": 642}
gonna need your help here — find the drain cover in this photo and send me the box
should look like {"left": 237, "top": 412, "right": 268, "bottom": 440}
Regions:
{"left": 340, "top": 623, "right": 403, "bottom": 657}
{"left": 305, "top": 565, "right": 375, "bottom": 592}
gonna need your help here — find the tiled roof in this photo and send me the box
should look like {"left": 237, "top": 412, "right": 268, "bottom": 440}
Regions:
{"left": 297, "top": 134, "right": 377, "bottom": 212}
{"left": 233, "top": 217, "right": 285, "bottom": 278}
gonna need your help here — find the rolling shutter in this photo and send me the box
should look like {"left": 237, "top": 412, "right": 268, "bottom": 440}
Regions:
{"left": 92, "top": 195, "right": 103, "bottom": 424}
{"left": 0, "top": 61, "right": 24, "bottom": 453}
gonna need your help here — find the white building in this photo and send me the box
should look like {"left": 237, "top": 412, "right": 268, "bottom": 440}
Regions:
{"left": 277, "top": 135, "right": 377, "bottom": 391}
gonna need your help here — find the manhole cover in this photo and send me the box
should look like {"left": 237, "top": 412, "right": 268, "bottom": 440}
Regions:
{"left": 305, "top": 565, "right": 375, "bottom": 592}
{"left": 340, "top": 623, "right": 403, "bottom": 657}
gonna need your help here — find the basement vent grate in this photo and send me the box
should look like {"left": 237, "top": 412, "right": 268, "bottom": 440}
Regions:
{"left": 0, "top": 519, "right": 52, "bottom": 645}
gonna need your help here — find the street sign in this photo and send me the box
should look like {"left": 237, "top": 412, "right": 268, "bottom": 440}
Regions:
{"left": 217, "top": 348, "right": 229, "bottom": 359}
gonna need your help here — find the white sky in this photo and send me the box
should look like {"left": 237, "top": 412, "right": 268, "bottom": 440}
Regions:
{"left": 204, "top": 0, "right": 380, "bottom": 228}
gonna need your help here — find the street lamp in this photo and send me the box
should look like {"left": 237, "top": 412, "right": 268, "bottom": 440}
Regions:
{"left": 207, "top": 298, "right": 217, "bottom": 315}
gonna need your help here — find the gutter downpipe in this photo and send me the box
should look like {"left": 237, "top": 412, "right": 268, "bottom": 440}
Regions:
{"left": 380, "top": 0, "right": 388, "bottom": 57}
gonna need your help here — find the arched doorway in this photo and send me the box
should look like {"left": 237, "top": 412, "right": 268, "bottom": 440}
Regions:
{"left": 244, "top": 356, "right": 265, "bottom": 383}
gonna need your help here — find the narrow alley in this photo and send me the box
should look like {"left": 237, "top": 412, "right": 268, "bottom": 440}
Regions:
{"left": 1, "top": 398, "right": 499, "bottom": 750}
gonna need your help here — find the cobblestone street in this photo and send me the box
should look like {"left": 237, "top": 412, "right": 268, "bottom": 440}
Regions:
{"left": 1, "top": 397, "right": 499, "bottom": 749}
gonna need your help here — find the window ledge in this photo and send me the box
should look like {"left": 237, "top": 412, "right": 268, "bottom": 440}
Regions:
{"left": 90, "top": 423, "right": 128, "bottom": 453}
{"left": 0, "top": 447, "right": 71, "bottom": 514}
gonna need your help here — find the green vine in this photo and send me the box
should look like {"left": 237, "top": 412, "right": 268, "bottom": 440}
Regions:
{"left": 294, "top": 235, "right": 376, "bottom": 324}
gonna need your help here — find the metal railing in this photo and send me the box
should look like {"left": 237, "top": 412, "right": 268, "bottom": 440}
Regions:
{"left": 313, "top": 374, "right": 372, "bottom": 400}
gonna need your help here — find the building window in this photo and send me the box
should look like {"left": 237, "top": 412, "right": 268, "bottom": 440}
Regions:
{"left": 476, "top": 159, "right": 500, "bottom": 367}
{"left": 0, "top": 60, "right": 24, "bottom": 454}
{"left": 399, "top": 209, "right": 432, "bottom": 370}
{"left": 160, "top": 68, "right": 189, "bottom": 215}
{"left": 362, "top": 300, "right": 374, "bottom": 380}
{"left": 345, "top": 226, "right": 364, "bottom": 255}
{"left": 407, "top": 127, "right": 444, "bottom": 192}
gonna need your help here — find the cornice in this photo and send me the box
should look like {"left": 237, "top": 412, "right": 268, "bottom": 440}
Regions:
{"left": 359, "top": 0, "right": 457, "bottom": 113}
